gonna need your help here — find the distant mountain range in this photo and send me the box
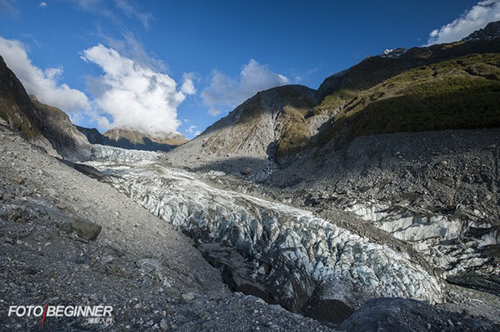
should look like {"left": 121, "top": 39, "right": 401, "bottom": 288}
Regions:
{"left": 76, "top": 126, "right": 188, "bottom": 152}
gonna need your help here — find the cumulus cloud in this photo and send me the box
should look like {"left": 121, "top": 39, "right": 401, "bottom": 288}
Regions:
{"left": 0, "top": 36, "right": 90, "bottom": 112}
{"left": 201, "top": 59, "right": 289, "bottom": 116}
{"left": 81, "top": 44, "right": 186, "bottom": 135}
{"left": 428, "top": 0, "right": 500, "bottom": 45}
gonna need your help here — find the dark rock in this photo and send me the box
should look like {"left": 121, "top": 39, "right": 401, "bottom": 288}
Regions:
{"left": 303, "top": 297, "right": 355, "bottom": 324}
{"left": 70, "top": 219, "right": 102, "bottom": 241}
{"left": 341, "top": 297, "right": 499, "bottom": 332}
{"left": 198, "top": 243, "right": 277, "bottom": 304}
{"left": 59, "top": 159, "right": 108, "bottom": 180}
{"left": 241, "top": 167, "right": 253, "bottom": 176}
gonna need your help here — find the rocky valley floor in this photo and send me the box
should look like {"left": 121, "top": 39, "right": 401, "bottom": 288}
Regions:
{"left": 0, "top": 125, "right": 335, "bottom": 331}
{"left": 1, "top": 124, "right": 500, "bottom": 331}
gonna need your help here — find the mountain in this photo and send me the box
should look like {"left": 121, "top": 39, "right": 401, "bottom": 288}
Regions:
{"left": 168, "top": 85, "right": 318, "bottom": 175}
{"left": 3, "top": 104, "right": 499, "bottom": 331}
{"left": 29, "top": 97, "right": 91, "bottom": 160}
{"left": 314, "top": 51, "right": 500, "bottom": 146}
{"left": 171, "top": 24, "right": 500, "bottom": 176}
{"left": 76, "top": 126, "right": 187, "bottom": 152}
{"left": 0, "top": 56, "right": 40, "bottom": 139}
{"left": 0, "top": 55, "right": 90, "bottom": 160}
{"left": 463, "top": 20, "right": 500, "bottom": 41}
{"left": 168, "top": 24, "right": 500, "bottom": 296}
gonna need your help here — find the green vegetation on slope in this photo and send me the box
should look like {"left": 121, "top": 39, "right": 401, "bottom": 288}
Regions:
{"left": 316, "top": 53, "right": 500, "bottom": 144}
{"left": 275, "top": 106, "right": 311, "bottom": 159}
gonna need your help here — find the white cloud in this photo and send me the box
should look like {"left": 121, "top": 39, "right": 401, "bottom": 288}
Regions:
{"left": 428, "top": 0, "right": 500, "bottom": 45}
{"left": 81, "top": 44, "right": 185, "bottom": 136}
{"left": 181, "top": 72, "right": 196, "bottom": 95}
{"left": 201, "top": 59, "right": 289, "bottom": 116}
{"left": 39, "top": 2, "right": 47, "bottom": 8}
{"left": 0, "top": 36, "right": 90, "bottom": 112}
{"left": 185, "top": 124, "right": 197, "bottom": 133}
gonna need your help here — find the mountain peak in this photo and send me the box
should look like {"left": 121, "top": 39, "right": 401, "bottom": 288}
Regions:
{"left": 462, "top": 20, "right": 500, "bottom": 42}
{"left": 103, "top": 127, "right": 188, "bottom": 146}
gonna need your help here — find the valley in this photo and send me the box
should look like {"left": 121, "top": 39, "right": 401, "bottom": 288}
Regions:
{"left": 1, "top": 21, "right": 500, "bottom": 331}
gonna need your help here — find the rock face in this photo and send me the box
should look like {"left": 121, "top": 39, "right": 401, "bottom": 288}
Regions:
{"left": 0, "top": 56, "right": 40, "bottom": 139}
{"left": 88, "top": 159, "right": 443, "bottom": 319}
{"left": 0, "top": 56, "right": 58, "bottom": 157}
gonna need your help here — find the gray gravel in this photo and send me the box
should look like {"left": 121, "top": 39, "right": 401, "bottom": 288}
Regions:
{"left": 0, "top": 124, "right": 337, "bottom": 331}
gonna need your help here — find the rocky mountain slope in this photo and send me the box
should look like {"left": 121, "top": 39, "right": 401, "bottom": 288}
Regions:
{"left": 167, "top": 85, "right": 318, "bottom": 176}
{"left": 271, "top": 128, "right": 500, "bottom": 294}
{"left": 0, "top": 56, "right": 91, "bottom": 160}
{"left": 29, "top": 97, "right": 91, "bottom": 160}
{"left": 464, "top": 21, "right": 500, "bottom": 41}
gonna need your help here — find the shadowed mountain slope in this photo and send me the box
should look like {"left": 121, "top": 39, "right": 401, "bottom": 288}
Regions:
{"left": 0, "top": 56, "right": 90, "bottom": 160}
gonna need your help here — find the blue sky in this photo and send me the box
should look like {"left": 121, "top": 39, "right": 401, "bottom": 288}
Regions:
{"left": 1, "top": 0, "right": 499, "bottom": 138}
